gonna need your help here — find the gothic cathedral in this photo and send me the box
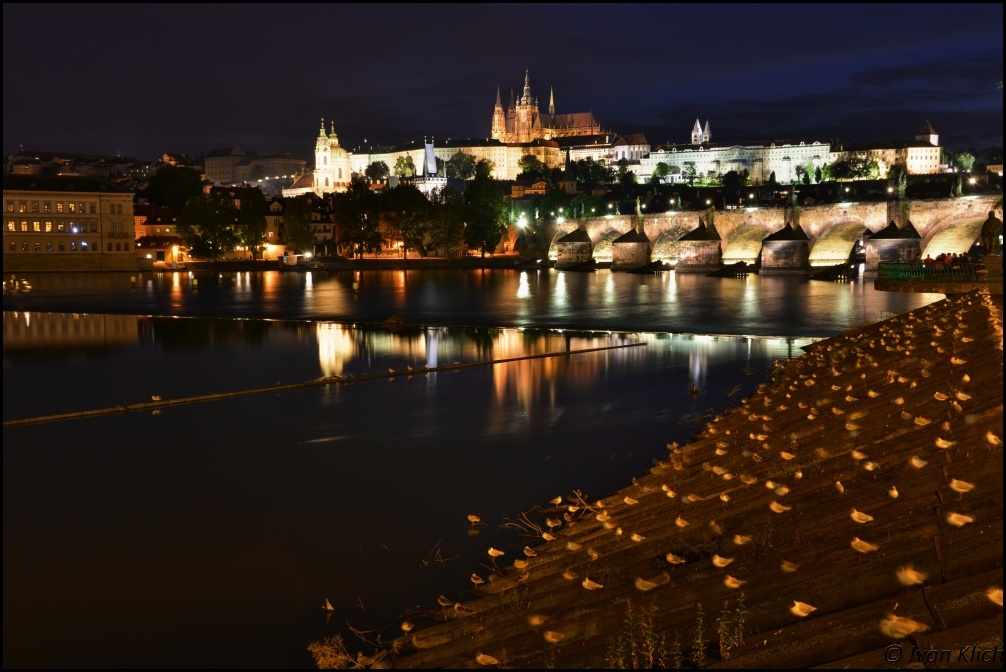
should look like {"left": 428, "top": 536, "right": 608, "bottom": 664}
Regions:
{"left": 491, "top": 70, "right": 601, "bottom": 144}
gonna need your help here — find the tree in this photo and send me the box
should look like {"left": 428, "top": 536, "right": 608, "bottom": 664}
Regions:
{"left": 333, "top": 177, "right": 382, "bottom": 259}
{"left": 722, "top": 170, "right": 743, "bottom": 191}
{"left": 235, "top": 187, "right": 267, "bottom": 259}
{"left": 464, "top": 173, "right": 507, "bottom": 257}
{"left": 615, "top": 158, "right": 637, "bottom": 187}
{"left": 281, "top": 196, "right": 316, "bottom": 255}
{"left": 393, "top": 155, "right": 415, "bottom": 178}
{"left": 767, "top": 171, "right": 778, "bottom": 186}
{"left": 954, "top": 151, "right": 975, "bottom": 173}
{"left": 474, "top": 158, "right": 495, "bottom": 179}
{"left": 826, "top": 158, "right": 879, "bottom": 181}
{"left": 814, "top": 166, "right": 822, "bottom": 184}
{"left": 365, "top": 161, "right": 390, "bottom": 182}
{"left": 570, "top": 158, "right": 615, "bottom": 189}
{"left": 428, "top": 186, "right": 466, "bottom": 256}
{"left": 683, "top": 162, "right": 698, "bottom": 186}
{"left": 383, "top": 184, "right": 431, "bottom": 259}
{"left": 446, "top": 151, "right": 477, "bottom": 181}
{"left": 176, "top": 193, "right": 238, "bottom": 261}
{"left": 887, "top": 163, "right": 908, "bottom": 199}
{"left": 142, "top": 165, "right": 204, "bottom": 208}
{"left": 517, "top": 155, "right": 547, "bottom": 182}
{"left": 651, "top": 162, "right": 670, "bottom": 185}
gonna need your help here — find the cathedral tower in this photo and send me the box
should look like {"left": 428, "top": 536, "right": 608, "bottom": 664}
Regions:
{"left": 491, "top": 88, "right": 506, "bottom": 141}
{"left": 691, "top": 119, "right": 703, "bottom": 145}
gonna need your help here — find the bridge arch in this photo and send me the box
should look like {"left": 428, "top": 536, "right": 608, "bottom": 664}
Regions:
{"left": 808, "top": 220, "right": 867, "bottom": 267}
{"left": 651, "top": 225, "right": 695, "bottom": 264}
{"left": 722, "top": 224, "right": 771, "bottom": 265}
{"left": 546, "top": 224, "right": 578, "bottom": 261}
{"left": 592, "top": 230, "right": 623, "bottom": 263}
{"left": 919, "top": 214, "right": 986, "bottom": 258}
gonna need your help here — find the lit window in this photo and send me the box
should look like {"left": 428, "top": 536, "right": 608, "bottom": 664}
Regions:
{"left": 81, "top": 241, "right": 88, "bottom": 251}
{"left": 44, "top": 202, "right": 52, "bottom": 213}
{"left": 5, "top": 201, "right": 12, "bottom": 212}
{"left": 57, "top": 202, "right": 64, "bottom": 213}
{"left": 45, "top": 221, "right": 52, "bottom": 232}
{"left": 19, "top": 202, "right": 27, "bottom": 213}
{"left": 68, "top": 203, "right": 76, "bottom": 213}
{"left": 20, "top": 220, "right": 28, "bottom": 232}
{"left": 57, "top": 221, "right": 65, "bottom": 232}
{"left": 78, "top": 203, "right": 85, "bottom": 213}
{"left": 71, "top": 242, "right": 77, "bottom": 251}
{"left": 33, "top": 221, "right": 41, "bottom": 232}
{"left": 6, "top": 220, "right": 13, "bottom": 232}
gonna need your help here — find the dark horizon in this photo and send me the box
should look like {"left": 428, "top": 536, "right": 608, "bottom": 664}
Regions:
{"left": 3, "top": 4, "right": 1002, "bottom": 162}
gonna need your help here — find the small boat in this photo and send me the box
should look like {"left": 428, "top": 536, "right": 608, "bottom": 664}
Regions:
{"left": 322, "top": 598, "right": 334, "bottom": 612}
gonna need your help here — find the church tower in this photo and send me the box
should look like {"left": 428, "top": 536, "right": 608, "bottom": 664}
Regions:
{"left": 514, "top": 69, "right": 538, "bottom": 143}
{"left": 691, "top": 119, "right": 703, "bottom": 145}
{"left": 311, "top": 119, "right": 351, "bottom": 195}
{"left": 702, "top": 120, "right": 712, "bottom": 143}
{"left": 491, "top": 88, "right": 506, "bottom": 141}
{"left": 315, "top": 118, "right": 333, "bottom": 191}
{"left": 549, "top": 86, "right": 555, "bottom": 118}
{"left": 916, "top": 120, "right": 938, "bottom": 146}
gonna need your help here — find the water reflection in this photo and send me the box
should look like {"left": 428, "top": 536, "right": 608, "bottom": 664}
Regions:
{"left": 3, "top": 269, "right": 941, "bottom": 338}
{"left": 4, "top": 312, "right": 818, "bottom": 668}
{"left": 3, "top": 311, "right": 138, "bottom": 351}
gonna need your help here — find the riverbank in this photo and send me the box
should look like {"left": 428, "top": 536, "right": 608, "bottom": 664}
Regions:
{"left": 318, "top": 289, "right": 1003, "bottom": 669}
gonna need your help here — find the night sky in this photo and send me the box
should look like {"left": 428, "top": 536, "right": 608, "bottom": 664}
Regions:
{"left": 3, "top": 4, "right": 1002, "bottom": 162}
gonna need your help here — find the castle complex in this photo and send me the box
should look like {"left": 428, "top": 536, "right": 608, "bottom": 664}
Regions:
{"left": 285, "top": 71, "right": 943, "bottom": 198}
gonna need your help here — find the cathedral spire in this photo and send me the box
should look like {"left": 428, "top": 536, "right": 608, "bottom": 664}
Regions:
{"left": 495, "top": 87, "right": 502, "bottom": 108}
{"left": 522, "top": 68, "right": 531, "bottom": 104}
{"left": 319, "top": 118, "right": 326, "bottom": 137}
{"left": 691, "top": 119, "right": 703, "bottom": 145}
{"left": 549, "top": 86, "right": 555, "bottom": 117}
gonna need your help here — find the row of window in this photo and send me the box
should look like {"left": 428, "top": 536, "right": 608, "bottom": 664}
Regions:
{"left": 7, "top": 218, "right": 102, "bottom": 233}
{"left": 5, "top": 200, "right": 125, "bottom": 214}
{"left": 7, "top": 241, "right": 131, "bottom": 252}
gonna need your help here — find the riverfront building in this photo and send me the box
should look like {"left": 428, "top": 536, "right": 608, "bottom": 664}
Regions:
{"left": 3, "top": 174, "right": 138, "bottom": 272}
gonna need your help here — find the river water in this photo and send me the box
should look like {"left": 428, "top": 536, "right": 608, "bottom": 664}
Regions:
{"left": 2, "top": 269, "right": 940, "bottom": 668}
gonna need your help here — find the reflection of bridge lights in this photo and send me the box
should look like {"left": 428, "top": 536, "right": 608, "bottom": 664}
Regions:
{"left": 517, "top": 271, "right": 530, "bottom": 299}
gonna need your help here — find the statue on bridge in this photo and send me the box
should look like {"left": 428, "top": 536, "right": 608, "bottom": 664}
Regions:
{"left": 981, "top": 210, "right": 1002, "bottom": 256}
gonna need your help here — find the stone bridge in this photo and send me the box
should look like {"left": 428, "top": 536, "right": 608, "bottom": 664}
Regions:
{"left": 529, "top": 196, "right": 998, "bottom": 273}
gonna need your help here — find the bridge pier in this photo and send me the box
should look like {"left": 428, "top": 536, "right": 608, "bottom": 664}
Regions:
{"left": 865, "top": 221, "right": 922, "bottom": 274}
{"left": 554, "top": 229, "right": 593, "bottom": 269}
{"left": 760, "top": 240, "right": 809, "bottom": 274}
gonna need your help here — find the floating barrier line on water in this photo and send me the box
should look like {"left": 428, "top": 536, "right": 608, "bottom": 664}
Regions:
{"left": 3, "top": 342, "right": 646, "bottom": 427}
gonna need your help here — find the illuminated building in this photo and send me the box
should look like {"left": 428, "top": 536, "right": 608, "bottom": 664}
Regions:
{"left": 3, "top": 174, "right": 138, "bottom": 271}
